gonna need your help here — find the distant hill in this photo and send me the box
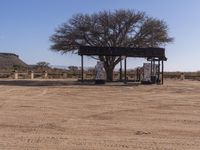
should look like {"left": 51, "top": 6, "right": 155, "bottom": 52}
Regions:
{"left": 0, "top": 53, "right": 28, "bottom": 69}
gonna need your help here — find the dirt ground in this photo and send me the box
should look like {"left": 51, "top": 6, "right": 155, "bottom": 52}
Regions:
{"left": 0, "top": 79, "right": 200, "bottom": 150}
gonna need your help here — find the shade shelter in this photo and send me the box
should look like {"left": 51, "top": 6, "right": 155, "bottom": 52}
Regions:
{"left": 78, "top": 46, "right": 167, "bottom": 84}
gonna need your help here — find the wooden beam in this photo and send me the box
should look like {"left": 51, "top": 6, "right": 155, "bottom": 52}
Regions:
{"left": 124, "top": 57, "right": 127, "bottom": 84}
{"left": 120, "top": 56, "right": 122, "bottom": 81}
{"left": 137, "top": 68, "right": 139, "bottom": 81}
{"left": 162, "top": 60, "right": 164, "bottom": 84}
{"left": 81, "top": 55, "right": 84, "bottom": 82}
{"left": 79, "top": 46, "right": 166, "bottom": 59}
{"left": 153, "top": 60, "right": 155, "bottom": 76}
{"left": 158, "top": 61, "right": 160, "bottom": 84}
{"left": 150, "top": 60, "right": 153, "bottom": 76}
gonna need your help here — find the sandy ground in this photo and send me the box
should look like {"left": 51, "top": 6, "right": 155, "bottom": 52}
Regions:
{"left": 0, "top": 79, "right": 200, "bottom": 150}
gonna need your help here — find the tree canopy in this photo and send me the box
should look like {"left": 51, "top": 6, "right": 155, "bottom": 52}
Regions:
{"left": 50, "top": 9, "right": 173, "bottom": 81}
{"left": 36, "top": 61, "right": 50, "bottom": 68}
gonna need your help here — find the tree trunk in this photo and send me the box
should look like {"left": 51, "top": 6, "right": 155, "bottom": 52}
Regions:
{"left": 99, "top": 56, "right": 120, "bottom": 82}
{"left": 105, "top": 66, "right": 114, "bottom": 82}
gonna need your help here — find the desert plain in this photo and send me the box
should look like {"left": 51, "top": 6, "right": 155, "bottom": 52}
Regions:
{"left": 0, "top": 79, "right": 200, "bottom": 149}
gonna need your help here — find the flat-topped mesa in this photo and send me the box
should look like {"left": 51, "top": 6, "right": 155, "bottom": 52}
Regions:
{"left": 0, "top": 52, "right": 28, "bottom": 68}
{"left": 0, "top": 53, "right": 19, "bottom": 57}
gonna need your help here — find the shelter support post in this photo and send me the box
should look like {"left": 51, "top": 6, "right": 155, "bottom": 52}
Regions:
{"left": 136, "top": 68, "right": 139, "bottom": 81}
{"left": 150, "top": 60, "right": 153, "bottom": 76}
{"left": 162, "top": 60, "right": 164, "bottom": 84}
{"left": 81, "top": 55, "right": 84, "bottom": 82}
{"left": 153, "top": 60, "right": 155, "bottom": 76}
{"left": 120, "top": 56, "right": 122, "bottom": 81}
{"left": 158, "top": 60, "right": 160, "bottom": 84}
{"left": 124, "top": 57, "right": 127, "bottom": 84}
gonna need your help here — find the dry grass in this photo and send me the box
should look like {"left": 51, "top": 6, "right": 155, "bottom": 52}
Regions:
{"left": 0, "top": 79, "right": 200, "bottom": 149}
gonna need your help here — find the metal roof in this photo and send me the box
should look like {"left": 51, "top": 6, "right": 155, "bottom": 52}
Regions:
{"left": 79, "top": 46, "right": 167, "bottom": 60}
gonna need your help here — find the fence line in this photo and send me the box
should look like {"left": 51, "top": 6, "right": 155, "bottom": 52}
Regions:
{"left": 0, "top": 71, "right": 138, "bottom": 80}
{"left": 0, "top": 71, "right": 199, "bottom": 80}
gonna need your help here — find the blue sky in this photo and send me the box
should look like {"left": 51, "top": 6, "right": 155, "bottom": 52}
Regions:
{"left": 0, "top": 0, "right": 199, "bottom": 71}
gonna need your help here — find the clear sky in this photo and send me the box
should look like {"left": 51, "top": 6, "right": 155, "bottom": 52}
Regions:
{"left": 0, "top": 0, "right": 199, "bottom": 71}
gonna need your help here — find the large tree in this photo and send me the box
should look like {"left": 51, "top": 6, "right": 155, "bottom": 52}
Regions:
{"left": 50, "top": 9, "right": 173, "bottom": 81}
